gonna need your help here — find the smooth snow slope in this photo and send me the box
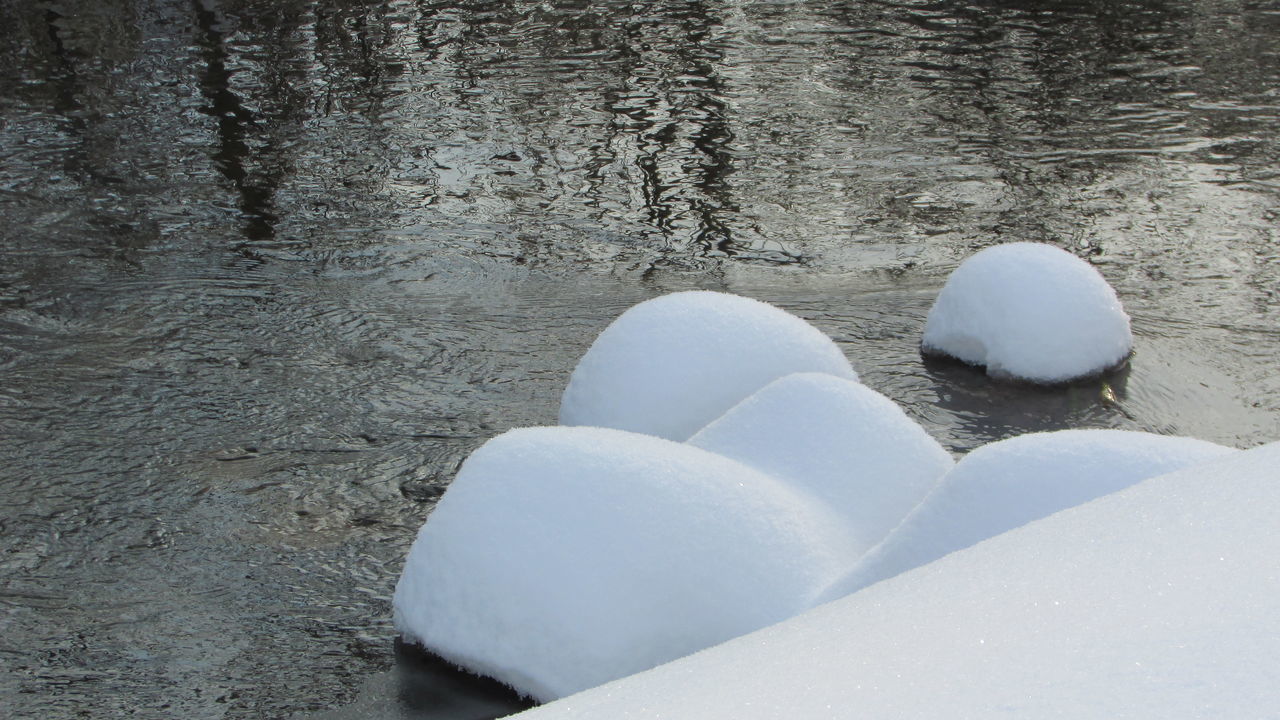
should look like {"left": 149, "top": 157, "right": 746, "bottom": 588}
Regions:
{"left": 816, "top": 429, "right": 1234, "bottom": 603}
{"left": 514, "top": 442, "right": 1280, "bottom": 719}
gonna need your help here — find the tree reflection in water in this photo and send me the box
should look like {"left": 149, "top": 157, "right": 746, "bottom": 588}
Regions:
{"left": 0, "top": 0, "right": 1276, "bottom": 717}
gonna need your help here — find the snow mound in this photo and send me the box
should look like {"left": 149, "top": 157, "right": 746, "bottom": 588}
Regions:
{"left": 515, "top": 441, "right": 1280, "bottom": 720}
{"left": 392, "top": 426, "right": 854, "bottom": 702}
{"left": 560, "top": 291, "right": 857, "bottom": 441}
{"left": 688, "top": 372, "right": 952, "bottom": 552}
{"left": 922, "top": 242, "right": 1133, "bottom": 383}
{"left": 817, "top": 429, "right": 1234, "bottom": 603}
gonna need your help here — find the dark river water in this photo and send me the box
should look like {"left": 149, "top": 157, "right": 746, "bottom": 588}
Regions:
{"left": 1, "top": 0, "right": 1277, "bottom": 718}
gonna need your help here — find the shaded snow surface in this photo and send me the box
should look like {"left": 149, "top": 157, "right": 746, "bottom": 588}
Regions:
{"left": 559, "top": 291, "right": 857, "bottom": 441}
{"left": 817, "top": 429, "right": 1234, "bottom": 603}
{"left": 688, "top": 372, "right": 952, "bottom": 552}
{"left": 392, "top": 426, "right": 855, "bottom": 702}
{"left": 921, "top": 242, "right": 1133, "bottom": 383}
{"left": 515, "top": 441, "right": 1280, "bottom": 719}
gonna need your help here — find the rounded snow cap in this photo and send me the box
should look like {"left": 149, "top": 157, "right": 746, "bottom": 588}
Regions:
{"left": 921, "top": 242, "right": 1132, "bottom": 383}
{"left": 688, "top": 372, "right": 951, "bottom": 552}
{"left": 393, "top": 426, "right": 853, "bottom": 701}
{"left": 560, "top": 291, "right": 857, "bottom": 441}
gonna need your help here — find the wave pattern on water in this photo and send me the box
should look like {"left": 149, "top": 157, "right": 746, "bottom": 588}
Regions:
{"left": 1, "top": 0, "right": 1278, "bottom": 718}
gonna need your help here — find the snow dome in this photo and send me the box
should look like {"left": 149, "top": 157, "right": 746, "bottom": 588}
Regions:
{"left": 688, "top": 372, "right": 951, "bottom": 552}
{"left": 816, "top": 429, "right": 1234, "bottom": 603}
{"left": 393, "top": 426, "right": 854, "bottom": 702}
{"left": 921, "top": 242, "right": 1133, "bottom": 383}
{"left": 559, "top": 291, "right": 858, "bottom": 441}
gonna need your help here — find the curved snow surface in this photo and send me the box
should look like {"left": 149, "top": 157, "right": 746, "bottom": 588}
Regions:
{"left": 688, "top": 372, "right": 952, "bottom": 552}
{"left": 516, "top": 441, "right": 1280, "bottom": 720}
{"left": 817, "top": 429, "right": 1234, "bottom": 603}
{"left": 559, "top": 291, "right": 857, "bottom": 441}
{"left": 921, "top": 242, "right": 1133, "bottom": 383}
{"left": 392, "top": 426, "right": 855, "bottom": 702}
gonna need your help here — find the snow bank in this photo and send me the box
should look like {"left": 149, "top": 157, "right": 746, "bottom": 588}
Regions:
{"left": 515, "top": 441, "right": 1280, "bottom": 720}
{"left": 559, "top": 291, "right": 857, "bottom": 441}
{"left": 688, "top": 372, "right": 952, "bottom": 552}
{"left": 392, "top": 426, "right": 854, "bottom": 702}
{"left": 817, "top": 429, "right": 1234, "bottom": 603}
{"left": 922, "top": 242, "right": 1132, "bottom": 383}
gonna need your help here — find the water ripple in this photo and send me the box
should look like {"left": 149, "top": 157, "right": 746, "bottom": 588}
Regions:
{"left": 1, "top": 0, "right": 1279, "bottom": 717}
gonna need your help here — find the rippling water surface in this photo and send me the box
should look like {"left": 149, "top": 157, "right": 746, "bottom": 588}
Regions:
{"left": 1, "top": 0, "right": 1277, "bottom": 717}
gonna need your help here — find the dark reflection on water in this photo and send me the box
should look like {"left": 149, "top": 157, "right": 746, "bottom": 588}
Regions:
{"left": 920, "top": 354, "right": 1137, "bottom": 452}
{"left": 311, "top": 641, "right": 535, "bottom": 720}
{"left": 193, "top": 0, "right": 282, "bottom": 242}
{"left": 1, "top": 0, "right": 1278, "bottom": 718}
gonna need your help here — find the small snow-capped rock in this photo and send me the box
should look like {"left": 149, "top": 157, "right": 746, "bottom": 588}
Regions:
{"left": 922, "top": 242, "right": 1132, "bottom": 383}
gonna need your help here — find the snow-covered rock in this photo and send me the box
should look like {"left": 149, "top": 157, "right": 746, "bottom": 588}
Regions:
{"left": 688, "top": 372, "right": 952, "bottom": 552}
{"left": 816, "top": 429, "right": 1234, "bottom": 603}
{"left": 514, "top": 441, "right": 1280, "bottom": 720}
{"left": 560, "top": 291, "right": 857, "bottom": 441}
{"left": 922, "top": 242, "right": 1133, "bottom": 383}
{"left": 392, "top": 426, "right": 855, "bottom": 702}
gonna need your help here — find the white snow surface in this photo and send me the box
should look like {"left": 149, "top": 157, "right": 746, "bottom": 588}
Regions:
{"left": 514, "top": 441, "right": 1280, "bottom": 720}
{"left": 921, "top": 242, "right": 1133, "bottom": 383}
{"left": 392, "top": 426, "right": 856, "bottom": 702}
{"left": 688, "top": 372, "right": 952, "bottom": 552}
{"left": 817, "top": 429, "right": 1234, "bottom": 603}
{"left": 559, "top": 291, "right": 858, "bottom": 441}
